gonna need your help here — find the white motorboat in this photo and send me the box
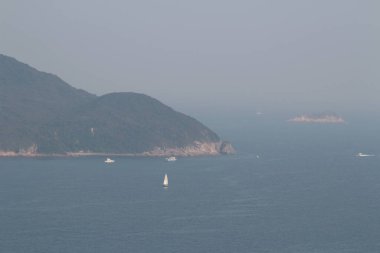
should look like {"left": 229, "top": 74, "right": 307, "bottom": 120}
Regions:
{"left": 104, "top": 158, "right": 115, "bottom": 163}
{"left": 166, "top": 156, "right": 177, "bottom": 162}
{"left": 356, "top": 153, "right": 375, "bottom": 157}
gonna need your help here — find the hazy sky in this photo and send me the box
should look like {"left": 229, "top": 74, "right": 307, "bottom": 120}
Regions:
{"left": 1, "top": 0, "right": 379, "bottom": 116}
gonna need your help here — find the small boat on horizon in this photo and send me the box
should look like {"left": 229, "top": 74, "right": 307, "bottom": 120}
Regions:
{"left": 163, "top": 174, "right": 169, "bottom": 187}
{"left": 356, "top": 153, "right": 375, "bottom": 157}
{"left": 104, "top": 158, "right": 115, "bottom": 163}
{"left": 166, "top": 156, "right": 177, "bottom": 162}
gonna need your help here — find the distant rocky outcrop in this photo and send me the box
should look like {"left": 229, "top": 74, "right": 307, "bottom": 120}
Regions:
{"left": 0, "top": 54, "right": 234, "bottom": 156}
{"left": 219, "top": 141, "right": 235, "bottom": 154}
{"left": 288, "top": 113, "right": 345, "bottom": 124}
{"left": 140, "top": 141, "right": 236, "bottom": 156}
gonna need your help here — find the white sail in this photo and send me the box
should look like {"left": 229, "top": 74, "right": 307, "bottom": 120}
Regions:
{"left": 163, "top": 174, "right": 168, "bottom": 187}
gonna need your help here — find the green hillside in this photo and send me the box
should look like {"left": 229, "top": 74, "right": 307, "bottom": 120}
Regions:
{"left": 0, "top": 54, "right": 233, "bottom": 155}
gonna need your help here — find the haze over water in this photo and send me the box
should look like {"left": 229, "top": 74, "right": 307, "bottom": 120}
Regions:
{"left": 1, "top": 1, "right": 379, "bottom": 252}
{"left": 1, "top": 0, "right": 378, "bottom": 116}
{"left": 1, "top": 118, "right": 380, "bottom": 253}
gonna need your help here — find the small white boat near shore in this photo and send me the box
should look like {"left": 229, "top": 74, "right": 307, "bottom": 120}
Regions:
{"left": 104, "top": 158, "right": 115, "bottom": 163}
{"left": 166, "top": 156, "right": 176, "bottom": 162}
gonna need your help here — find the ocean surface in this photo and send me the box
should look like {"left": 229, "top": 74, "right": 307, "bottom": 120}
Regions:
{"left": 1, "top": 118, "right": 380, "bottom": 252}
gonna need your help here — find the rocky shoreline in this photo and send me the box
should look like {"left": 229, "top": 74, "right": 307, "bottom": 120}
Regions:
{"left": 0, "top": 141, "right": 235, "bottom": 157}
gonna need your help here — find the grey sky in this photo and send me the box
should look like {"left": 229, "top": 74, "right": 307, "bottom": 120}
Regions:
{"left": 1, "top": 0, "right": 379, "bottom": 116}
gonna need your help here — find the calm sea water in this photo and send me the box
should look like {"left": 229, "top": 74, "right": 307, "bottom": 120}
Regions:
{"left": 1, "top": 119, "right": 380, "bottom": 252}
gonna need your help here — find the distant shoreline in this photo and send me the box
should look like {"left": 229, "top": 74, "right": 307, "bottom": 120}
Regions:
{"left": 0, "top": 152, "right": 221, "bottom": 158}
{"left": 0, "top": 141, "right": 235, "bottom": 157}
{"left": 288, "top": 114, "right": 345, "bottom": 124}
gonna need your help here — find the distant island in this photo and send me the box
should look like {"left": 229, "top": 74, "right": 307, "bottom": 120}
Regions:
{"left": 288, "top": 113, "right": 345, "bottom": 124}
{"left": 0, "top": 54, "right": 235, "bottom": 157}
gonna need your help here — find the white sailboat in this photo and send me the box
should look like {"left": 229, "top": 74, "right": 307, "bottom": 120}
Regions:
{"left": 163, "top": 174, "right": 169, "bottom": 187}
